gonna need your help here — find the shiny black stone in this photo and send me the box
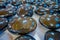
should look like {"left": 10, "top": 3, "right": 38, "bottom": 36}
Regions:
{"left": 45, "top": 30, "right": 60, "bottom": 40}
{"left": 39, "top": 14, "right": 60, "bottom": 29}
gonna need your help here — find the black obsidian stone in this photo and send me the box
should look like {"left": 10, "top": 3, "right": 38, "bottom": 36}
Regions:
{"left": 17, "top": 3, "right": 33, "bottom": 17}
{"left": 35, "top": 7, "right": 45, "bottom": 16}
{"left": 15, "top": 35, "right": 35, "bottom": 40}
{"left": 8, "top": 17, "right": 37, "bottom": 35}
{"left": 39, "top": 14, "right": 60, "bottom": 29}
{"left": 45, "top": 30, "right": 60, "bottom": 40}
{"left": 0, "top": 4, "right": 16, "bottom": 18}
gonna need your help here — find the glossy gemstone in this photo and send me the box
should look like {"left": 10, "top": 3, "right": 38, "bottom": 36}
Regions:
{"left": 0, "top": 4, "right": 16, "bottom": 17}
{"left": 35, "top": 7, "right": 45, "bottom": 15}
{"left": 39, "top": 14, "right": 60, "bottom": 29}
{"left": 45, "top": 30, "right": 60, "bottom": 40}
{"left": 17, "top": 4, "right": 33, "bottom": 17}
{"left": 8, "top": 17, "right": 37, "bottom": 34}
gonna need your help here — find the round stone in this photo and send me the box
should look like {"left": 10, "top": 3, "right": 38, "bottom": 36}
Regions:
{"left": 45, "top": 30, "right": 60, "bottom": 40}
{"left": 8, "top": 17, "right": 37, "bottom": 34}
{"left": 39, "top": 14, "right": 60, "bottom": 29}
{"left": 17, "top": 4, "right": 33, "bottom": 17}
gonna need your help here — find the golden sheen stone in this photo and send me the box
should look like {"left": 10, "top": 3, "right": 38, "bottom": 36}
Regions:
{"left": 9, "top": 17, "right": 37, "bottom": 34}
{"left": 39, "top": 14, "right": 60, "bottom": 29}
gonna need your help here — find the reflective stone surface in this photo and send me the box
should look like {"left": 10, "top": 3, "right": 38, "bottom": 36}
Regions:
{"left": 45, "top": 30, "right": 60, "bottom": 40}
{"left": 0, "top": 4, "right": 16, "bottom": 17}
{"left": 39, "top": 14, "right": 60, "bottom": 29}
{"left": 35, "top": 6, "right": 45, "bottom": 15}
{"left": 8, "top": 17, "right": 37, "bottom": 34}
{"left": 17, "top": 3, "right": 33, "bottom": 17}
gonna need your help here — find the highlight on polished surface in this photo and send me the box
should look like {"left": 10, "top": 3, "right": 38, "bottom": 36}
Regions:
{"left": 17, "top": 3, "right": 33, "bottom": 17}
{"left": 0, "top": 4, "right": 16, "bottom": 17}
{"left": 45, "top": 30, "right": 60, "bottom": 40}
{"left": 39, "top": 14, "right": 60, "bottom": 29}
{"left": 8, "top": 17, "right": 37, "bottom": 34}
